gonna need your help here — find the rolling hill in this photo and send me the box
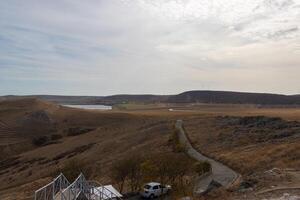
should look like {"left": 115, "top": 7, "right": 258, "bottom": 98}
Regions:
{"left": 167, "top": 90, "right": 300, "bottom": 105}
{"left": 1, "top": 90, "right": 300, "bottom": 105}
{"left": 0, "top": 97, "right": 300, "bottom": 199}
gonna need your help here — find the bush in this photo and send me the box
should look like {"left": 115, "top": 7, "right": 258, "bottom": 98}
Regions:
{"left": 60, "top": 159, "right": 92, "bottom": 182}
{"left": 51, "top": 134, "right": 63, "bottom": 140}
{"left": 194, "top": 161, "right": 212, "bottom": 176}
{"left": 110, "top": 153, "right": 193, "bottom": 194}
{"left": 169, "top": 130, "right": 186, "bottom": 153}
{"left": 32, "top": 136, "right": 49, "bottom": 146}
{"left": 67, "top": 127, "right": 94, "bottom": 136}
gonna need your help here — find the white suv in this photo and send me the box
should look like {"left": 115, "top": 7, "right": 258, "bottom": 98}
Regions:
{"left": 140, "top": 182, "right": 171, "bottom": 199}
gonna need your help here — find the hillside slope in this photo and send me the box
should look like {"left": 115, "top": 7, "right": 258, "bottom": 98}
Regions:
{"left": 0, "top": 98, "right": 181, "bottom": 199}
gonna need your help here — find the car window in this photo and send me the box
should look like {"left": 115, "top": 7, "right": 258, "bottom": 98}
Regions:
{"left": 144, "top": 185, "right": 151, "bottom": 189}
{"left": 153, "top": 185, "right": 159, "bottom": 190}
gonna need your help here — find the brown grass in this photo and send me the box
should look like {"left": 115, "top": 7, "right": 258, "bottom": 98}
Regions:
{"left": 1, "top": 100, "right": 300, "bottom": 199}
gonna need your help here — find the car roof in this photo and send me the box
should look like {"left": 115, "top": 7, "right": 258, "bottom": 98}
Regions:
{"left": 145, "top": 182, "right": 160, "bottom": 186}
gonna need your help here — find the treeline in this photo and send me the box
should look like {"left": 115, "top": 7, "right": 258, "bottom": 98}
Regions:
{"left": 110, "top": 153, "right": 211, "bottom": 195}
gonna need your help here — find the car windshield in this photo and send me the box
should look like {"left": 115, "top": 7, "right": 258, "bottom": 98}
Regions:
{"left": 144, "top": 185, "right": 151, "bottom": 189}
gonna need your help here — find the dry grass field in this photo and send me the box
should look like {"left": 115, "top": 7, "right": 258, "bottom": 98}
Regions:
{"left": 0, "top": 99, "right": 300, "bottom": 199}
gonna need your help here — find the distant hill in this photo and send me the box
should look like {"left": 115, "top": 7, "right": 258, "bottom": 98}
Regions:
{"left": 167, "top": 91, "right": 300, "bottom": 105}
{"left": 100, "top": 94, "right": 170, "bottom": 104}
{"left": 1, "top": 90, "right": 300, "bottom": 105}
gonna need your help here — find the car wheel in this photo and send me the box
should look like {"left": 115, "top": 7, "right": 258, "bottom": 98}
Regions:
{"left": 149, "top": 194, "right": 155, "bottom": 199}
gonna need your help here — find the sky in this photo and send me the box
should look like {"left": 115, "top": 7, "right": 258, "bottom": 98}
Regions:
{"left": 0, "top": 0, "right": 300, "bottom": 96}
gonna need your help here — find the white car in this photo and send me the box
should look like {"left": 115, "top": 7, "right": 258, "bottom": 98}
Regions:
{"left": 140, "top": 182, "right": 171, "bottom": 199}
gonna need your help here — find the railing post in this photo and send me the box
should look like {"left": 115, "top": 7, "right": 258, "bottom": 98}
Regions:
{"left": 60, "top": 174, "right": 63, "bottom": 200}
{"left": 52, "top": 180, "right": 55, "bottom": 200}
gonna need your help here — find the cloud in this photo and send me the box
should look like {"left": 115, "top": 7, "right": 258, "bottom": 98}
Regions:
{"left": 0, "top": 0, "right": 299, "bottom": 95}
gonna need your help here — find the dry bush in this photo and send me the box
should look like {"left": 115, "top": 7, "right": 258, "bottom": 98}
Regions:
{"left": 193, "top": 161, "right": 212, "bottom": 176}
{"left": 169, "top": 130, "right": 186, "bottom": 153}
{"left": 67, "top": 127, "right": 95, "bottom": 136}
{"left": 50, "top": 134, "right": 62, "bottom": 140}
{"left": 110, "top": 154, "right": 143, "bottom": 193}
{"left": 32, "top": 136, "right": 49, "bottom": 146}
{"left": 59, "top": 159, "right": 92, "bottom": 182}
{"left": 110, "top": 153, "right": 193, "bottom": 195}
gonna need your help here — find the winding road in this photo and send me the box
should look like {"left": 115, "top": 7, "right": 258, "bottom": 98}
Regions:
{"left": 175, "top": 120, "right": 240, "bottom": 194}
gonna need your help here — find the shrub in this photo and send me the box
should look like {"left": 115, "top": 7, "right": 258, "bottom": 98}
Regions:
{"left": 110, "top": 153, "right": 192, "bottom": 194}
{"left": 169, "top": 130, "right": 186, "bottom": 153}
{"left": 51, "top": 134, "right": 63, "bottom": 140}
{"left": 67, "top": 127, "right": 94, "bottom": 136}
{"left": 194, "top": 161, "right": 212, "bottom": 176}
{"left": 60, "top": 159, "right": 92, "bottom": 182}
{"left": 32, "top": 136, "right": 49, "bottom": 146}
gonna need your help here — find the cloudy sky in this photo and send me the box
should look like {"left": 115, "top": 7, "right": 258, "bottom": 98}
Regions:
{"left": 0, "top": 0, "right": 299, "bottom": 95}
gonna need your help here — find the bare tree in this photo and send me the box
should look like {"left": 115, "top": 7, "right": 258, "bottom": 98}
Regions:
{"left": 110, "top": 158, "right": 130, "bottom": 193}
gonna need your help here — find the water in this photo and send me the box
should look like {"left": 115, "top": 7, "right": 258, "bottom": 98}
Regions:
{"left": 62, "top": 104, "right": 112, "bottom": 110}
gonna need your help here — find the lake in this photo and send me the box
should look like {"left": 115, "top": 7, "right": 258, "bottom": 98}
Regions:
{"left": 62, "top": 104, "right": 112, "bottom": 110}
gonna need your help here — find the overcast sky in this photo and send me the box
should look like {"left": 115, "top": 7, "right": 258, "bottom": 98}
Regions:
{"left": 0, "top": 0, "right": 299, "bottom": 95}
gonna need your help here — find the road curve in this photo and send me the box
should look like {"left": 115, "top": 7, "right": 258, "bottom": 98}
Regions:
{"left": 175, "top": 120, "right": 240, "bottom": 192}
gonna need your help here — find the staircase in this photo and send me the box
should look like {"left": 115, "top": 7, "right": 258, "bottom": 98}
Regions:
{"left": 34, "top": 173, "right": 122, "bottom": 200}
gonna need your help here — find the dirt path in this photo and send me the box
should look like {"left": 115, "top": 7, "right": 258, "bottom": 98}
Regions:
{"left": 175, "top": 120, "right": 240, "bottom": 193}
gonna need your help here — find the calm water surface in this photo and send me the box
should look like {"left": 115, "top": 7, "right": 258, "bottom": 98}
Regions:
{"left": 62, "top": 104, "right": 112, "bottom": 110}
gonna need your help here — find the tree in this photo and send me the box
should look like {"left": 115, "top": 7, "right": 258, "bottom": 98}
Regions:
{"left": 127, "top": 155, "right": 143, "bottom": 192}
{"left": 110, "top": 158, "right": 130, "bottom": 193}
{"left": 110, "top": 154, "right": 144, "bottom": 193}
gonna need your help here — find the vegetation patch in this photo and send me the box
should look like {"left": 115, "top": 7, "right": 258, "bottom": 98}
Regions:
{"left": 0, "top": 156, "right": 20, "bottom": 171}
{"left": 23, "top": 157, "right": 46, "bottom": 165}
{"left": 55, "top": 158, "right": 92, "bottom": 182}
{"left": 216, "top": 116, "right": 300, "bottom": 144}
{"left": 50, "top": 134, "right": 63, "bottom": 140}
{"left": 32, "top": 136, "right": 49, "bottom": 146}
{"left": 110, "top": 153, "right": 194, "bottom": 196}
{"left": 52, "top": 143, "right": 95, "bottom": 161}
{"left": 193, "top": 161, "right": 212, "bottom": 176}
{"left": 168, "top": 129, "right": 186, "bottom": 153}
{"left": 67, "top": 127, "right": 95, "bottom": 136}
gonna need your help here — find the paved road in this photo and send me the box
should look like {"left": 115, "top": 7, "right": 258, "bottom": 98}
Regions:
{"left": 175, "top": 120, "right": 240, "bottom": 193}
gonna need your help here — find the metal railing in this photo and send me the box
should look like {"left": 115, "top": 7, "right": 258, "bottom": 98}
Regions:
{"left": 35, "top": 173, "right": 70, "bottom": 200}
{"left": 60, "top": 173, "right": 90, "bottom": 200}
{"left": 34, "top": 173, "right": 122, "bottom": 200}
{"left": 88, "top": 181, "right": 123, "bottom": 200}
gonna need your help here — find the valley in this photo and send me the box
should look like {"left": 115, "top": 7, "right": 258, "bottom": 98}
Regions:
{"left": 0, "top": 97, "right": 300, "bottom": 199}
